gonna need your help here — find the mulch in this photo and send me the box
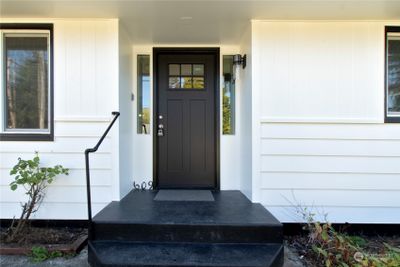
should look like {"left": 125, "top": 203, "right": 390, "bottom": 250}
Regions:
{"left": 0, "top": 227, "right": 87, "bottom": 255}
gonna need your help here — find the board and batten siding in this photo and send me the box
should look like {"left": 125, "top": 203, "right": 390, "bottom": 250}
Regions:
{"left": 252, "top": 21, "right": 400, "bottom": 223}
{"left": 0, "top": 19, "right": 119, "bottom": 219}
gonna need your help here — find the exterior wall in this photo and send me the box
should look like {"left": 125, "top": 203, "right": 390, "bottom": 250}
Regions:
{"left": 252, "top": 21, "right": 400, "bottom": 223}
{"left": 0, "top": 19, "right": 120, "bottom": 219}
{"left": 238, "top": 26, "right": 254, "bottom": 199}
{"left": 118, "top": 23, "right": 134, "bottom": 198}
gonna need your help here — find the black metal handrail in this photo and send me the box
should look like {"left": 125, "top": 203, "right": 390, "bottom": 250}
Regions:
{"left": 85, "top": 111, "right": 120, "bottom": 239}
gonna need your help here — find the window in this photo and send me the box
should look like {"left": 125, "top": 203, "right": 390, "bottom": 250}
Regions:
{"left": 386, "top": 26, "right": 400, "bottom": 123}
{"left": 168, "top": 64, "right": 204, "bottom": 89}
{"left": 222, "top": 55, "right": 235, "bottom": 134}
{"left": 137, "top": 55, "right": 150, "bottom": 134}
{"left": 0, "top": 24, "right": 53, "bottom": 141}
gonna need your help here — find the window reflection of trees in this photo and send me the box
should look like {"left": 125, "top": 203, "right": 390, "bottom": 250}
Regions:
{"left": 388, "top": 39, "right": 400, "bottom": 113}
{"left": 5, "top": 36, "right": 48, "bottom": 130}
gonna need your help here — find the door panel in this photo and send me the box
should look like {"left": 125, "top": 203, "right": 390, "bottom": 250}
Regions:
{"left": 155, "top": 50, "right": 218, "bottom": 189}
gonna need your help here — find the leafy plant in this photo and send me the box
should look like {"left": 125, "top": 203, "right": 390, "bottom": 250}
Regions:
{"left": 7, "top": 152, "right": 69, "bottom": 242}
{"left": 30, "top": 246, "right": 62, "bottom": 262}
{"left": 297, "top": 207, "right": 400, "bottom": 267}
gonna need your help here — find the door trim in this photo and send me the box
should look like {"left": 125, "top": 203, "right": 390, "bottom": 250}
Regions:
{"left": 153, "top": 47, "right": 220, "bottom": 190}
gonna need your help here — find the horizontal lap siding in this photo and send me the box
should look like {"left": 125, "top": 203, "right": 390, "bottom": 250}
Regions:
{"left": 0, "top": 19, "right": 119, "bottom": 220}
{"left": 267, "top": 206, "right": 400, "bottom": 224}
{"left": 253, "top": 21, "right": 400, "bottom": 223}
{"left": 0, "top": 121, "right": 115, "bottom": 219}
{"left": 259, "top": 123, "right": 400, "bottom": 223}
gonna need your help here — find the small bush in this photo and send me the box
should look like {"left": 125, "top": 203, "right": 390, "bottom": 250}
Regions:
{"left": 7, "top": 152, "right": 69, "bottom": 242}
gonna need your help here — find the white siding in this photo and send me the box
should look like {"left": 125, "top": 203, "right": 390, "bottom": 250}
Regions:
{"left": 0, "top": 19, "right": 119, "bottom": 220}
{"left": 238, "top": 26, "right": 254, "bottom": 199}
{"left": 118, "top": 23, "right": 134, "bottom": 198}
{"left": 252, "top": 21, "right": 400, "bottom": 223}
{"left": 254, "top": 22, "right": 384, "bottom": 123}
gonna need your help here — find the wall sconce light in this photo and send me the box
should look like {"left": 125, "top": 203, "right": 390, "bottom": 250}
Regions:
{"left": 233, "top": 54, "right": 246, "bottom": 69}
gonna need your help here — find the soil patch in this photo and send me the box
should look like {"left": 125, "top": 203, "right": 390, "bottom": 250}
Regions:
{"left": 0, "top": 227, "right": 87, "bottom": 255}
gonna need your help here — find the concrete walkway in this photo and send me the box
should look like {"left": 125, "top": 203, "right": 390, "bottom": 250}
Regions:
{"left": 0, "top": 246, "right": 305, "bottom": 267}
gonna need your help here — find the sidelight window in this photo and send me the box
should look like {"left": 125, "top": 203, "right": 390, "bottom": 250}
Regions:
{"left": 137, "top": 55, "right": 151, "bottom": 134}
{"left": 222, "top": 55, "right": 235, "bottom": 134}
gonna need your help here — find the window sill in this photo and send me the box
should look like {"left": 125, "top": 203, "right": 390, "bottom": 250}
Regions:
{"left": 0, "top": 133, "right": 54, "bottom": 142}
{"left": 385, "top": 116, "right": 400, "bottom": 123}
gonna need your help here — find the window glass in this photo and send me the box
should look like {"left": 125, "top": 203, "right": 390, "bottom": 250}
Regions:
{"left": 387, "top": 31, "right": 400, "bottom": 119}
{"left": 181, "top": 64, "right": 192, "bottom": 76}
{"left": 193, "top": 77, "right": 204, "bottom": 89}
{"left": 169, "top": 64, "right": 180, "bottom": 76}
{"left": 222, "top": 55, "right": 235, "bottom": 134}
{"left": 193, "top": 64, "right": 204, "bottom": 76}
{"left": 181, "top": 77, "right": 192, "bottom": 89}
{"left": 169, "top": 77, "right": 180, "bottom": 89}
{"left": 137, "top": 55, "right": 150, "bottom": 134}
{"left": 4, "top": 33, "right": 49, "bottom": 131}
{"left": 168, "top": 63, "right": 204, "bottom": 90}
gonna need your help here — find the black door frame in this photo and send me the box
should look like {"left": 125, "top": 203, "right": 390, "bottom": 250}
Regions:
{"left": 153, "top": 47, "right": 220, "bottom": 190}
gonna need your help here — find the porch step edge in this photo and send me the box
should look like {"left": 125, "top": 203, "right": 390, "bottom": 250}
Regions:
{"left": 88, "top": 240, "right": 284, "bottom": 267}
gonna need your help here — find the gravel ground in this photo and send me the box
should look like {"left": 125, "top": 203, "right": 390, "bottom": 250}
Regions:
{"left": 0, "top": 248, "right": 89, "bottom": 267}
{"left": 0, "top": 246, "right": 304, "bottom": 267}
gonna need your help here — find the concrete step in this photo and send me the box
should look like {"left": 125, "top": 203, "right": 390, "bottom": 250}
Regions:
{"left": 88, "top": 241, "right": 284, "bottom": 267}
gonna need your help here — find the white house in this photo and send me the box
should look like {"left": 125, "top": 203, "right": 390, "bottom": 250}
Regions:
{"left": 0, "top": 2, "right": 399, "bottom": 265}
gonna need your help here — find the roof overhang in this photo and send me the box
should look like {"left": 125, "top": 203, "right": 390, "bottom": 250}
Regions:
{"left": 1, "top": 0, "right": 400, "bottom": 44}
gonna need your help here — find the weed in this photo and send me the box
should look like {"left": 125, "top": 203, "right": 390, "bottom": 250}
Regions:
{"left": 30, "top": 246, "right": 63, "bottom": 263}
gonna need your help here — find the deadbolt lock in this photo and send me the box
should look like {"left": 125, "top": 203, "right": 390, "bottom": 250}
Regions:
{"left": 157, "top": 123, "right": 164, "bottom": 137}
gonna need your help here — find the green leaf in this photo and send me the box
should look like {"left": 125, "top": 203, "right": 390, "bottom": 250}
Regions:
{"left": 325, "top": 259, "right": 331, "bottom": 267}
{"left": 321, "top": 230, "right": 329, "bottom": 241}
{"left": 10, "top": 184, "right": 18, "bottom": 191}
{"left": 312, "top": 245, "right": 328, "bottom": 258}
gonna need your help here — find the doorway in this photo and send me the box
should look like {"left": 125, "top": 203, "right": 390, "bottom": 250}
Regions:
{"left": 153, "top": 48, "right": 219, "bottom": 189}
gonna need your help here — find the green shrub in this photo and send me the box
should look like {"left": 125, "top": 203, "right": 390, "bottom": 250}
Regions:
{"left": 7, "top": 152, "right": 69, "bottom": 242}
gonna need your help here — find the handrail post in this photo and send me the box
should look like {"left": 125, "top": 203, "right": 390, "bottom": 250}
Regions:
{"left": 85, "top": 149, "right": 93, "bottom": 239}
{"left": 85, "top": 111, "right": 120, "bottom": 241}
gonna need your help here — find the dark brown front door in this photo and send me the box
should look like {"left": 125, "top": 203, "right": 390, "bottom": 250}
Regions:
{"left": 154, "top": 48, "right": 219, "bottom": 189}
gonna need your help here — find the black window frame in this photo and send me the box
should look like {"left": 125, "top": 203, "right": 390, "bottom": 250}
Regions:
{"left": 0, "top": 23, "right": 54, "bottom": 141}
{"left": 385, "top": 26, "right": 400, "bottom": 123}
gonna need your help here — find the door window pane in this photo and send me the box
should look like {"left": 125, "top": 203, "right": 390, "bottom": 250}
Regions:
{"left": 193, "top": 77, "right": 204, "bottom": 89}
{"left": 169, "top": 77, "right": 180, "bottom": 89}
{"left": 168, "top": 64, "right": 204, "bottom": 90}
{"left": 181, "top": 77, "right": 192, "bottom": 89}
{"left": 137, "top": 55, "right": 150, "bottom": 134}
{"left": 387, "top": 31, "right": 400, "bottom": 120}
{"left": 169, "top": 64, "right": 180, "bottom": 76}
{"left": 193, "top": 64, "right": 204, "bottom": 76}
{"left": 4, "top": 34, "right": 49, "bottom": 131}
{"left": 222, "top": 55, "right": 235, "bottom": 134}
{"left": 181, "top": 64, "right": 192, "bottom": 76}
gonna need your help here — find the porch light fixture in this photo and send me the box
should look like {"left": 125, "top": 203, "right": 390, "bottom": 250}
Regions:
{"left": 233, "top": 54, "right": 246, "bottom": 69}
